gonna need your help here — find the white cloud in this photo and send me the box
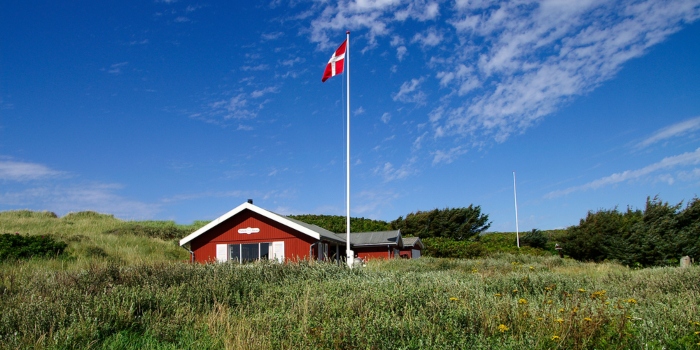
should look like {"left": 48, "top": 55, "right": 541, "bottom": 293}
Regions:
{"left": 262, "top": 31, "right": 284, "bottom": 41}
{"left": 381, "top": 112, "right": 391, "bottom": 123}
{"left": 241, "top": 64, "right": 269, "bottom": 71}
{"left": 0, "top": 160, "right": 66, "bottom": 181}
{"left": 250, "top": 86, "right": 279, "bottom": 98}
{"left": 106, "top": 62, "right": 128, "bottom": 75}
{"left": 431, "top": 146, "right": 467, "bottom": 164}
{"left": 431, "top": 0, "right": 700, "bottom": 144}
{"left": 373, "top": 157, "right": 416, "bottom": 181}
{"left": 393, "top": 77, "right": 427, "bottom": 105}
{"left": 174, "top": 16, "right": 190, "bottom": 23}
{"left": 546, "top": 147, "right": 700, "bottom": 198}
{"left": 306, "top": 0, "right": 441, "bottom": 49}
{"left": 636, "top": 116, "right": 700, "bottom": 149}
{"left": 396, "top": 46, "right": 408, "bottom": 60}
{"left": 280, "top": 56, "right": 305, "bottom": 66}
{"left": 411, "top": 27, "right": 443, "bottom": 48}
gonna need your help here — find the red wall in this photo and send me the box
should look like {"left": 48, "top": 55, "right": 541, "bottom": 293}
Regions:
{"left": 354, "top": 246, "right": 394, "bottom": 260}
{"left": 189, "top": 210, "right": 316, "bottom": 263}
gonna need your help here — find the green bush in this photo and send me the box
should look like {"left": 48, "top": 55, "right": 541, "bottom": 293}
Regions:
{"left": 0, "top": 233, "right": 68, "bottom": 261}
{"left": 422, "top": 237, "right": 486, "bottom": 258}
{"left": 562, "top": 196, "right": 700, "bottom": 266}
{"left": 521, "top": 229, "right": 548, "bottom": 249}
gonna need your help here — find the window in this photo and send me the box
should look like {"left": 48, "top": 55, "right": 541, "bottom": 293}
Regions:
{"left": 229, "top": 243, "right": 272, "bottom": 263}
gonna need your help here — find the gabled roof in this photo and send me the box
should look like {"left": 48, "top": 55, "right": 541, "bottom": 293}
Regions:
{"left": 179, "top": 202, "right": 345, "bottom": 246}
{"left": 401, "top": 236, "right": 424, "bottom": 249}
{"left": 336, "top": 230, "right": 402, "bottom": 247}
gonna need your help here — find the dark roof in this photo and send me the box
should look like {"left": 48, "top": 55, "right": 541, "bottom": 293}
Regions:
{"left": 401, "top": 236, "right": 424, "bottom": 249}
{"left": 284, "top": 216, "right": 345, "bottom": 244}
{"left": 335, "top": 230, "right": 402, "bottom": 247}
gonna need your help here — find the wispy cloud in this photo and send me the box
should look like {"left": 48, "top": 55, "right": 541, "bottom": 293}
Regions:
{"left": 546, "top": 147, "right": 700, "bottom": 198}
{"left": 411, "top": 27, "right": 443, "bottom": 48}
{"left": 0, "top": 160, "right": 66, "bottom": 181}
{"left": 300, "top": 0, "right": 700, "bottom": 153}
{"left": 434, "top": 0, "right": 700, "bottom": 144}
{"left": 636, "top": 116, "right": 700, "bottom": 149}
{"left": 241, "top": 64, "right": 269, "bottom": 72}
{"left": 431, "top": 146, "right": 467, "bottom": 165}
{"left": 393, "top": 77, "right": 426, "bottom": 105}
{"left": 262, "top": 31, "right": 284, "bottom": 41}
{"left": 106, "top": 62, "right": 128, "bottom": 75}
{"left": 373, "top": 157, "right": 417, "bottom": 182}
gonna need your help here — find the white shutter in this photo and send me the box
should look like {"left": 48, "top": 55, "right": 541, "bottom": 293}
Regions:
{"left": 272, "top": 241, "right": 285, "bottom": 263}
{"left": 216, "top": 244, "right": 228, "bottom": 262}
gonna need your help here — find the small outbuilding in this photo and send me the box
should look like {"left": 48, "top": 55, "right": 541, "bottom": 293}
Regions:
{"left": 399, "top": 236, "right": 424, "bottom": 259}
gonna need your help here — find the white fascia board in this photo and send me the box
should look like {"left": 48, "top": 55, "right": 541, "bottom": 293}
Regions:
{"left": 179, "top": 202, "right": 320, "bottom": 246}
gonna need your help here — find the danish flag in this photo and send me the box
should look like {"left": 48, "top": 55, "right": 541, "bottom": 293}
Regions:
{"left": 322, "top": 40, "right": 347, "bottom": 82}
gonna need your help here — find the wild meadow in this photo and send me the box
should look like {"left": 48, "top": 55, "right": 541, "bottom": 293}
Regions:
{"left": 1, "top": 210, "right": 699, "bottom": 349}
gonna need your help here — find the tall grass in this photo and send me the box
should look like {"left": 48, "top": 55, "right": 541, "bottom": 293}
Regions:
{"left": 0, "top": 210, "right": 194, "bottom": 272}
{"left": 1, "top": 256, "right": 698, "bottom": 349}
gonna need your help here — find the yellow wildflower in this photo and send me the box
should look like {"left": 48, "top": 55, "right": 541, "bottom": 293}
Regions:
{"left": 558, "top": 308, "right": 565, "bottom": 313}
{"left": 578, "top": 288, "right": 586, "bottom": 293}
{"left": 546, "top": 300, "right": 553, "bottom": 304}
{"left": 512, "top": 289, "right": 518, "bottom": 293}
{"left": 537, "top": 317, "right": 544, "bottom": 321}
{"left": 626, "top": 298, "right": 637, "bottom": 304}
{"left": 555, "top": 318, "right": 564, "bottom": 323}
{"left": 518, "top": 298, "right": 528, "bottom": 304}
{"left": 494, "top": 293, "right": 502, "bottom": 297}
{"left": 551, "top": 335, "right": 561, "bottom": 341}
{"left": 449, "top": 297, "right": 459, "bottom": 301}
{"left": 471, "top": 269, "right": 478, "bottom": 273}
{"left": 584, "top": 317, "right": 593, "bottom": 322}
{"left": 529, "top": 266, "right": 534, "bottom": 270}
{"left": 498, "top": 324, "right": 509, "bottom": 332}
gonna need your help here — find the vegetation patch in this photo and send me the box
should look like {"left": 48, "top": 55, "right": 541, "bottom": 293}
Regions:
{"left": 0, "top": 233, "right": 68, "bottom": 261}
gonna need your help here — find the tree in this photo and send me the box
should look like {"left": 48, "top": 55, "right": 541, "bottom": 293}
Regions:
{"left": 521, "top": 229, "right": 548, "bottom": 249}
{"left": 391, "top": 206, "right": 491, "bottom": 241}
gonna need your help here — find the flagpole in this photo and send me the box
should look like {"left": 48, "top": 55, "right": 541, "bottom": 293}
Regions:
{"left": 345, "top": 31, "right": 353, "bottom": 268}
{"left": 513, "top": 171, "right": 520, "bottom": 248}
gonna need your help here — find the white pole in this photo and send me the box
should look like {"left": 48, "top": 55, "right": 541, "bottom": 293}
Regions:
{"left": 345, "top": 31, "right": 353, "bottom": 267}
{"left": 513, "top": 171, "right": 520, "bottom": 248}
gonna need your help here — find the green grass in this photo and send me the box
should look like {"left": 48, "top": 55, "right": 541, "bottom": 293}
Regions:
{"left": 1, "top": 256, "right": 698, "bottom": 349}
{"left": 1, "top": 211, "right": 699, "bottom": 349}
{"left": 0, "top": 210, "right": 196, "bottom": 271}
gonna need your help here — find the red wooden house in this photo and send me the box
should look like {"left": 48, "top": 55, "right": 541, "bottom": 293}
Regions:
{"left": 179, "top": 200, "right": 423, "bottom": 263}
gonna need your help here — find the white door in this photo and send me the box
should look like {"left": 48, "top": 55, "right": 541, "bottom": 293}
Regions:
{"left": 271, "top": 241, "right": 285, "bottom": 263}
{"left": 412, "top": 249, "right": 421, "bottom": 259}
{"left": 216, "top": 244, "right": 228, "bottom": 262}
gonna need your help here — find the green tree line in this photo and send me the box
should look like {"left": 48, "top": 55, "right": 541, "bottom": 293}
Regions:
{"left": 561, "top": 196, "right": 700, "bottom": 267}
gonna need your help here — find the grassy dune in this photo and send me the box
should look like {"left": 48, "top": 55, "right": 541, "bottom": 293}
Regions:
{"left": 0, "top": 256, "right": 698, "bottom": 349}
{"left": 1, "top": 211, "right": 699, "bottom": 349}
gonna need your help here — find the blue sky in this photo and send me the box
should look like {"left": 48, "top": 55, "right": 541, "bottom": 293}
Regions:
{"left": 1, "top": 0, "right": 699, "bottom": 231}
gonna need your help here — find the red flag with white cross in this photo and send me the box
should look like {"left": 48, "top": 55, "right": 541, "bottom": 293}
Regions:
{"left": 322, "top": 40, "right": 347, "bottom": 82}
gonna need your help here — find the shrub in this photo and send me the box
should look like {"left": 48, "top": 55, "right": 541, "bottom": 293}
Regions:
{"left": 521, "top": 229, "right": 548, "bottom": 249}
{"left": 422, "top": 237, "right": 486, "bottom": 258}
{"left": 0, "top": 233, "right": 68, "bottom": 261}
